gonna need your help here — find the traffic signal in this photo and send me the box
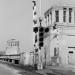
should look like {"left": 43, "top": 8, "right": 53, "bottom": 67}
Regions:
{"left": 53, "top": 24, "right": 57, "bottom": 30}
{"left": 33, "top": 20, "right": 37, "bottom": 25}
{"left": 35, "top": 34, "right": 37, "bottom": 43}
{"left": 39, "top": 27, "right": 44, "bottom": 48}
{"left": 38, "top": 27, "right": 50, "bottom": 48}
{"left": 44, "top": 27, "right": 50, "bottom": 38}
{"left": 32, "top": 1, "right": 36, "bottom": 6}
{"left": 33, "top": 27, "right": 38, "bottom": 33}
{"left": 45, "top": 27, "right": 49, "bottom": 33}
{"left": 35, "top": 48, "right": 38, "bottom": 52}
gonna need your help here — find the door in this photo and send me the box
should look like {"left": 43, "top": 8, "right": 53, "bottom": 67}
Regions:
{"left": 68, "top": 51, "right": 75, "bottom": 65}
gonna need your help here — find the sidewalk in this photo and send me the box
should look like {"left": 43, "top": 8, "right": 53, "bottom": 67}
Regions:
{"left": 46, "top": 65, "right": 75, "bottom": 70}
{"left": 36, "top": 65, "right": 75, "bottom": 75}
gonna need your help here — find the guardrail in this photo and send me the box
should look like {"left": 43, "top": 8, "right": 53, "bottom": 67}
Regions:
{"left": 0, "top": 52, "right": 34, "bottom": 67}
{"left": 0, "top": 54, "right": 20, "bottom": 64}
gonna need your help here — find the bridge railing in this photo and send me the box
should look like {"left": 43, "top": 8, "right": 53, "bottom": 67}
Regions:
{"left": 0, "top": 52, "right": 34, "bottom": 66}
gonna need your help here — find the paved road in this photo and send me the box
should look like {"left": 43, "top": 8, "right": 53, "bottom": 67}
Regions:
{"left": 0, "top": 61, "right": 41, "bottom": 75}
{"left": 37, "top": 65, "right": 75, "bottom": 75}
{"left": 2, "top": 61, "right": 75, "bottom": 75}
{"left": 0, "top": 62, "right": 20, "bottom": 75}
{"left": 45, "top": 66, "right": 75, "bottom": 75}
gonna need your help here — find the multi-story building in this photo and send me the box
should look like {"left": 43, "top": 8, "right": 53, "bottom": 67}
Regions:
{"left": 6, "top": 39, "right": 20, "bottom": 55}
{"left": 44, "top": 5, "right": 75, "bottom": 66}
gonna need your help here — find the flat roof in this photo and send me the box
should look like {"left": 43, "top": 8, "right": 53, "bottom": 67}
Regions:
{"left": 44, "top": 5, "right": 75, "bottom": 17}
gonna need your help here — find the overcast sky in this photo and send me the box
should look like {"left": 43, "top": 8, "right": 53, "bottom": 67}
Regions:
{"left": 0, "top": 0, "right": 75, "bottom": 52}
{"left": 0, "top": 0, "right": 32, "bottom": 52}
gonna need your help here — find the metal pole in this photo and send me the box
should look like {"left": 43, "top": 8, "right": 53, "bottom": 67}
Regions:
{"left": 44, "top": 47, "right": 46, "bottom": 67}
{"left": 32, "top": 0, "right": 38, "bottom": 70}
{"left": 38, "top": 17, "right": 43, "bottom": 70}
{"left": 39, "top": 0, "right": 41, "bottom": 17}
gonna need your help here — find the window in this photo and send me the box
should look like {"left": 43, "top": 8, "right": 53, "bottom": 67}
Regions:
{"left": 55, "top": 10, "right": 59, "bottom": 22}
{"left": 15, "top": 42, "right": 16, "bottom": 46}
{"left": 11, "top": 43, "right": 12, "bottom": 47}
{"left": 54, "top": 47, "right": 59, "bottom": 56}
{"left": 54, "top": 48, "right": 57, "bottom": 56}
{"left": 63, "top": 8, "right": 66, "bottom": 22}
{"left": 69, "top": 8, "right": 72, "bottom": 23}
{"left": 35, "top": 35, "right": 37, "bottom": 43}
{"left": 47, "top": 14, "right": 49, "bottom": 25}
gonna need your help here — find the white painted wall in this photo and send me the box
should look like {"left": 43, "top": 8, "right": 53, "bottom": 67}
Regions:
{"left": 44, "top": 6, "right": 75, "bottom": 66}
{"left": 72, "top": 10, "right": 74, "bottom": 24}
{"left": 52, "top": 10, "right": 55, "bottom": 24}
{"left": 47, "top": 7, "right": 75, "bottom": 25}
{"left": 43, "top": 26, "right": 75, "bottom": 65}
{"left": 59, "top": 10, "right": 63, "bottom": 23}
{"left": 6, "top": 47, "right": 18, "bottom": 55}
{"left": 19, "top": 52, "right": 34, "bottom": 66}
{"left": 59, "top": 35, "right": 68, "bottom": 65}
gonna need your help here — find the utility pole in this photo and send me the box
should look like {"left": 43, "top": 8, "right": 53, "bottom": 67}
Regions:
{"left": 38, "top": 17, "right": 43, "bottom": 69}
{"left": 32, "top": 0, "right": 44, "bottom": 70}
{"left": 32, "top": 0, "right": 38, "bottom": 70}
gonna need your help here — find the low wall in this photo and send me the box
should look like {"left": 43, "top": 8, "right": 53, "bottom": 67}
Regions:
{"left": 19, "top": 52, "right": 34, "bottom": 66}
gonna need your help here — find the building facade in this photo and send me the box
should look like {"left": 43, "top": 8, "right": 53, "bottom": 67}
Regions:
{"left": 44, "top": 5, "right": 75, "bottom": 66}
{"left": 19, "top": 52, "right": 34, "bottom": 66}
{"left": 6, "top": 39, "right": 20, "bottom": 55}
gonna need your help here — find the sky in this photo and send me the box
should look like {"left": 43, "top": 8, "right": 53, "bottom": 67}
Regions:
{"left": 0, "top": 0, "right": 32, "bottom": 52}
{"left": 0, "top": 0, "right": 75, "bottom": 52}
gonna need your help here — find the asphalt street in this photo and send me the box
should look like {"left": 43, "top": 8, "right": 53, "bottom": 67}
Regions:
{"left": 0, "top": 61, "right": 42, "bottom": 75}
{"left": 2, "top": 60, "right": 75, "bottom": 75}
{"left": 0, "top": 62, "right": 20, "bottom": 75}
